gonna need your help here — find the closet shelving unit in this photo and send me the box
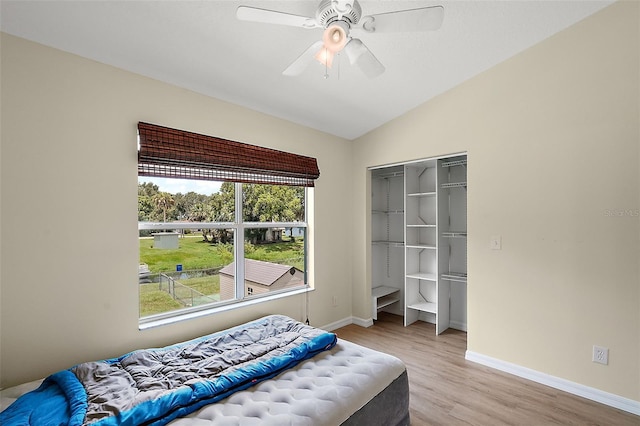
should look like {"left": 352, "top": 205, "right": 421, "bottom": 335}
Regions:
{"left": 370, "top": 154, "right": 467, "bottom": 332}
{"left": 370, "top": 167, "right": 404, "bottom": 320}
{"left": 404, "top": 160, "right": 444, "bottom": 329}
{"left": 437, "top": 157, "right": 468, "bottom": 331}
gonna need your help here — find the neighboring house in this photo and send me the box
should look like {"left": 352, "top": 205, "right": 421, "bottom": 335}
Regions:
{"left": 219, "top": 259, "right": 304, "bottom": 300}
{"left": 246, "top": 227, "right": 284, "bottom": 244}
{"left": 263, "top": 228, "right": 284, "bottom": 243}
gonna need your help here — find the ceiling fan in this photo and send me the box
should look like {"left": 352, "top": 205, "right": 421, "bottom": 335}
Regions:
{"left": 237, "top": 0, "right": 444, "bottom": 78}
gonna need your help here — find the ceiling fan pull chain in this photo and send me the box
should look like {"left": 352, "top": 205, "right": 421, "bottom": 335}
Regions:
{"left": 324, "top": 48, "right": 330, "bottom": 79}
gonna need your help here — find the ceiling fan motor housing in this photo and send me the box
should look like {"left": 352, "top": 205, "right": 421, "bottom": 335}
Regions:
{"left": 316, "top": 0, "right": 362, "bottom": 28}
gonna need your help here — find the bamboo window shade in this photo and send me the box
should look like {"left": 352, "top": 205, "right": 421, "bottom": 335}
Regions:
{"left": 138, "top": 122, "right": 320, "bottom": 187}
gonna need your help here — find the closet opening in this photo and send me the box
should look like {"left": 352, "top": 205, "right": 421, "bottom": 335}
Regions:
{"left": 369, "top": 153, "right": 467, "bottom": 335}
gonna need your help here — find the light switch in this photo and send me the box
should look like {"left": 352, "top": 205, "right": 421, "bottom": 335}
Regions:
{"left": 490, "top": 235, "right": 502, "bottom": 250}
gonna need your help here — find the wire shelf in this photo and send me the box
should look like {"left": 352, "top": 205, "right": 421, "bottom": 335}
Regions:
{"left": 374, "top": 171, "right": 404, "bottom": 179}
{"left": 442, "top": 231, "right": 467, "bottom": 238}
{"left": 441, "top": 159, "right": 467, "bottom": 168}
{"left": 441, "top": 182, "right": 467, "bottom": 189}
{"left": 441, "top": 272, "right": 467, "bottom": 283}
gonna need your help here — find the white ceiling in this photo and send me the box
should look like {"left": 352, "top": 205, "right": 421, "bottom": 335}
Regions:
{"left": 1, "top": 0, "right": 614, "bottom": 140}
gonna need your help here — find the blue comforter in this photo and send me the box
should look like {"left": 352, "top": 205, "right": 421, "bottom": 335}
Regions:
{"left": 1, "top": 315, "right": 336, "bottom": 426}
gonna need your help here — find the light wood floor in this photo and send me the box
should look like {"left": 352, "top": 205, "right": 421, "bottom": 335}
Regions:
{"left": 334, "top": 313, "right": 639, "bottom": 426}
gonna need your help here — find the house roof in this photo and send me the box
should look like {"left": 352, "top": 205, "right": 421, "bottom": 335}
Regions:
{"left": 219, "top": 258, "right": 299, "bottom": 286}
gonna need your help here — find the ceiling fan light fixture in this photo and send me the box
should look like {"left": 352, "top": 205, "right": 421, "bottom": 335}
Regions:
{"left": 322, "top": 21, "right": 349, "bottom": 52}
{"left": 315, "top": 20, "right": 349, "bottom": 68}
{"left": 344, "top": 38, "right": 365, "bottom": 64}
{"left": 314, "top": 46, "right": 335, "bottom": 68}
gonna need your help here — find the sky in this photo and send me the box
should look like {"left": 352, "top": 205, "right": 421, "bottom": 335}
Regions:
{"left": 138, "top": 177, "right": 221, "bottom": 195}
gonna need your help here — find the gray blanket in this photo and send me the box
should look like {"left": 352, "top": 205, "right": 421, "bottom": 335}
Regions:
{"left": 0, "top": 315, "right": 337, "bottom": 426}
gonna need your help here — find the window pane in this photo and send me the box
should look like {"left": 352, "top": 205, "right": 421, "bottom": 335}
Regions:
{"left": 138, "top": 178, "right": 234, "bottom": 224}
{"left": 139, "top": 228, "right": 235, "bottom": 317}
{"left": 242, "top": 184, "right": 305, "bottom": 223}
{"left": 138, "top": 176, "right": 236, "bottom": 318}
{"left": 243, "top": 227, "right": 306, "bottom": 298}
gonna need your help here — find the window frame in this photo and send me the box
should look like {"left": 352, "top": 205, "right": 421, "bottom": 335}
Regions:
{"left": 138, "top": 182, "right": 311, "bottom": 329}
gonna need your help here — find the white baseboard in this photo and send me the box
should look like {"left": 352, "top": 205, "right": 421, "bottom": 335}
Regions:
{"left": 320, "top": 316, "right": 372, "bottom": 332}
{"left": 351, "top": 316, "right": 374, "bottom": 328}
{"left": 465, "top": 350, "right": 640, "bottom": 416}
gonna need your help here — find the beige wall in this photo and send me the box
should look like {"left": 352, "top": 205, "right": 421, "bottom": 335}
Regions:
{"left": 352, "top": 1, "right": 639, "bottom": 401}
{"left": 0, "top": 33, "right": 353, "bottom": 388}
{"left": 1, "top": 0, "right": 638, "bottom": 405}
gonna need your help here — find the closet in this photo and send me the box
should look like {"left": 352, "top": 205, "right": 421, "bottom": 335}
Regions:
{"left": 370, "top": 154, "right": 467, "bottom": 334}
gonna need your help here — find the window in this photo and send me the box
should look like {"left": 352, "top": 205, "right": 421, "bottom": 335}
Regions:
{"left": 137, "top": 122, "right": 319, "bottom": 324}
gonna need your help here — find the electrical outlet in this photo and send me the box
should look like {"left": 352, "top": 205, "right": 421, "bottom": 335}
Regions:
{"left": 331, "top": 296, "right": 338, "bottom": 307}
{"left": 593, "top": 345, "right": 609, "bottom": 365}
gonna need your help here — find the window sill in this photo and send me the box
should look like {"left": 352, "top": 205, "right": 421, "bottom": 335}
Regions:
{"left": 138, "top": 286, "right": 313, "bottom": 330}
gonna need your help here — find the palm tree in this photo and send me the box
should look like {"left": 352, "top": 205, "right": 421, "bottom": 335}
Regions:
{"left": 153, "top": 192, "right": 175, "bottom": 222}
{"left": 188, "top": 202, "right": 213, "bottom": 242}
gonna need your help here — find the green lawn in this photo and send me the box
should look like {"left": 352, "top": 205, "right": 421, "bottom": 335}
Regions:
{"left": 139, "top": 235, "right": 232, "bottom": 272}
{"left": 139, "top": 284, "right": 183, "bottom": 317}
{"left": 245, "top": 239, "right": 305, "bottom": 271}
{"left": 139, "top": 236, "right": 304, "bottom": 317}
{"left": 180, "top": 274, "right": 220, "bottom": 295}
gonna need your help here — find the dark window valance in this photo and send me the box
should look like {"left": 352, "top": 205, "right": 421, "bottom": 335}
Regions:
{"left": 138, "top": 122, "right": 320, "bottom": 187}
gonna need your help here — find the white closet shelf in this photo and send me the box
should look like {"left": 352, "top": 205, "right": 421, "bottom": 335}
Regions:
{"left": 377, "top": 297, "right": 400, "bottom": 310}
{"left": 441, "top": 272, "right": 467, "bottom": 283}
{"left": 407, "top": 224, "right": 436, "bottom": 228}
{"left": 407, "top": 191, "right": 436, "bottom": 197}
{"left": 372, "top": 240, "right": 404, "bottom": 247}
{"left": 406, "top": 272, "right": 437, "bottom": 281}
{"left": 407, "top": 301, "right": 437, "bottom": 314}
{"left": 372, "top": 285, "right": 401, "bottom": 298}
{"left": 372, "top": 209, "right": 404, "bottom": 214}
{"left": 405, "top": 244, "right": 436, "bottom": 250}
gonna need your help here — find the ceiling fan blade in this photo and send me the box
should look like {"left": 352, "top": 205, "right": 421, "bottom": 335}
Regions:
{"left": 360, "top": 5, "right": 444, "bottom": 33}
{"left": 344, "top": 39, "right": 385, "bottom": 78}
{"left": 236, "top": 6, "right": 318, "bottom": 28}
{"left": 283, "top": 41, "right": 324, "bottom": 76}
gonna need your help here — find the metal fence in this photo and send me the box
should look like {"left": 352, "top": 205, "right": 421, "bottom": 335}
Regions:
{"left": 158, "top": 273, "right": 218, "bottom": 307}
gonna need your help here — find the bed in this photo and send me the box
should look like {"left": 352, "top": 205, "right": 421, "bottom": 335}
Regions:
{"left": 0, "top": 315, "right": 409, "bottom": 425}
